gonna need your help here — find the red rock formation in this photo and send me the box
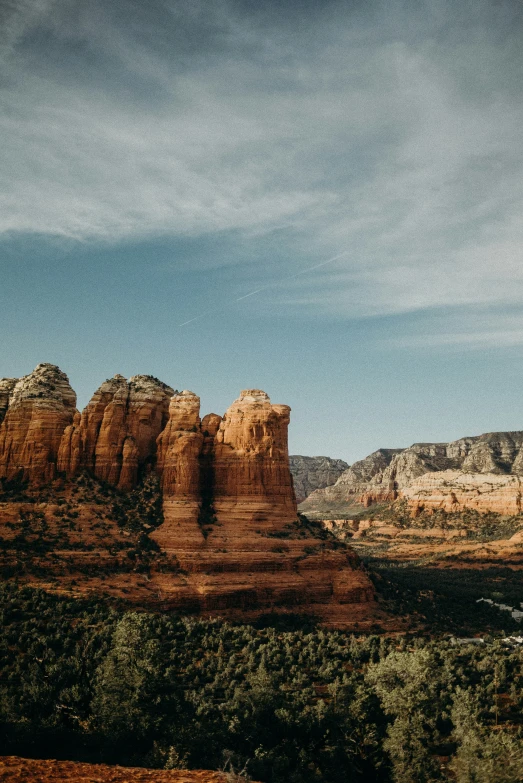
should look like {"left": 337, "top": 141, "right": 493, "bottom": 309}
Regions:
{"left": 200, "top": 412, "right": 222, "bottom": 506}
{"left": 152, "top": 392, "right": 206, "bottom": 550}
{"left": 58, "top": 374, "right": 173, "bottom": 489}
{"left": 149, "top": 389, "right": 374, "bottom": 624}
{"left": 157, "top": 391, "right": 204, "bottom": 497}
{"left": 0, "top": 364, "right": 76, "bottom": 486}
{"left": 0, "top": 378, "right": 18, "bottom": 426}
{"left": 0, "top": 370, "right": 376, "bottom": 626}
{"left": 213, "top": 389, "right": 297, "bottom": 525}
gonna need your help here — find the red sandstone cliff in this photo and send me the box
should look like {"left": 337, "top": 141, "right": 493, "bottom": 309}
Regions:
{"left": 0, "top": 364, "right": 76, "bottom": 486}
{"left": 153, "top": 391, "right": 205, "bottom": 546}
{"left": 58, "top": 374, "right": 173, "bottom": 489}
{"left": 0, "top": 367, "right": 376, "bottom": 625}
{"left": 213, "top": 389, "right": 297, "bottom": 525}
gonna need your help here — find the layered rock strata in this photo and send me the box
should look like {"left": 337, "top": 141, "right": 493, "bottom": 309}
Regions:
{"left": 301, "top": 432, "right": 523, "bottom": 517}
{"left": 0, "top": 366, "right": 376, "bottom": 624}
{"left": 150, "top": 389, "right": 373, "bottom": 621}
{"left": 401, "top": 471, "right": 523, "bottom": 516}
{"left": 289, "top": 455, "right": 349, "bottom": 503}
{"left": 0, "top": 364, "right": 77, "bottom": 486}
{"left": 153, "top": 391, "right": 206, "bottom": 549}
{"left": 0, "top": 378, "right": 18, "bottom": 425}
{"left": 58, "top": 374, "right": 174, "bottom": 489}
{"left": 213, "top": 390, "right": 298, "bottom": 525}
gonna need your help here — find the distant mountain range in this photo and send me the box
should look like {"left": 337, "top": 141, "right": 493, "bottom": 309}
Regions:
{"left": 298, "top": 431, "right": 523, "bottom": 518}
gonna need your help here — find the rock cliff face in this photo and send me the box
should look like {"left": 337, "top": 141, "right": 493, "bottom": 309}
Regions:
{"left": 300, "top": 449, "right": 402, "bottom": 515}
{"left": 58, "top": 374, "right": 174, "bottom": 490}
{"left": 150, "top": 389, "right": 374, "bottom": 625}
{"left": 289, "top": 455, "right": 349, "bottom": 502}
{"left": 0, "top": 366, "right": 376, "bottom": 625}
{"left": 301, "top": 432, "right": 523, "bottom": 518}
{"left": 0, "top": 378, "right": 18, "bottom": 425}
{"left": 401, "top": 471, "right": 523, "bottom": 516}
{"left": 0, "top": 365, "right": 77, "bottom": 486}
{"left": 212, "top": 390, "right": 297, "bottom": 525}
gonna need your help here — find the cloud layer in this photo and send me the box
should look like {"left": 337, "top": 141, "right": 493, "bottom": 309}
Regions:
{"left": 2, "top": 0, "right": 523, "bottom": 331}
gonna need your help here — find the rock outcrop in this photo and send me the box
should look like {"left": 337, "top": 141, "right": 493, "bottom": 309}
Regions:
{"left": 300, "top": 449, "right": 402, "bottom": 516}
{"left": 153, "top": 391, "right": 206, "bottom": 549}
{"left": 0, "top": 364, "right": 77, "bottom": 486}
{"left": 212, "top": 390, "right": 297, "bottom": 525}
{"left": 58, "top": 374, "right": 174, "bottom": 490}
{"left": 301, "top": 432, "right": 523, "bottom": 517}
{"left": 289, "top": 455, "right": 349, "bottom": 503}
{"left": 0, "top": 366, "right": 376, "bottom": 626}
{"left": 401, "top": 470, "right": 523, "bottom": 516}
{"left": 0, "top": 378, "right": 18, "bottom": 425}
{"left": 149, "top": 388, "right": 374, "bottom": 625}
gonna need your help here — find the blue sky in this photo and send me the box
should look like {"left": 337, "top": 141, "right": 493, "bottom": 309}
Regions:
{"left": 2, "top": 0, "right": 523, "bottom": 462}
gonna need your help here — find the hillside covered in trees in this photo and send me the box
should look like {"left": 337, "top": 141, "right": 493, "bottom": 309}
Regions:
{"left": 1, "top": 584, "right": 522, "bottom": 783}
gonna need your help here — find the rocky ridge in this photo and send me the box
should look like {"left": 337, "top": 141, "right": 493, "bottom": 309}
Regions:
{"left": 289, "top": 455, "right": 349, "bottom": 502}
{"left": 301, "top": 432, "right": 523, "bottom": 517}
{"left": 0, "top": 364, "right": 77, "bottom": 486}
{"left": 58, "top": 374, "right": 174, "bottom": 490}
{"left": 0, "top": 365, "right": 375, "bottom": 627}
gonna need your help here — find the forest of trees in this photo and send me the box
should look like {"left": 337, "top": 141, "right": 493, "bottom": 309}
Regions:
{"left": 1, "top": 584, "right": 522, "bottom": 782}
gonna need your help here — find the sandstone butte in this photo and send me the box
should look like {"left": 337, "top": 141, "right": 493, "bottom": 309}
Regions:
{"left": 300, "top": 432, "right": 523, "bottom": 518}
{"left": 0, "top": 364, "right": 375, "bottom": 626}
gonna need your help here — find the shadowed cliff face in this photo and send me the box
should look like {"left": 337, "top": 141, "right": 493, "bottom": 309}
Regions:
{"left": 0, "top": 379, "right": 18, "bottom": 426}
{"left": 289, "top": 455, "right": 349, "bottom": 502}
{"left": 0, "top": 364, "right": 77, "bottom": 486}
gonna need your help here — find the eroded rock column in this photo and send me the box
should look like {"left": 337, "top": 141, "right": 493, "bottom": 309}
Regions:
{"left": 58, "top": 374, "right": 173, "bottom": 489}
{"left": 213, "top": 389, "right": 297, "bottom": 526}
{"left": 0, "top": 364, "right": 77, "bottom": 486}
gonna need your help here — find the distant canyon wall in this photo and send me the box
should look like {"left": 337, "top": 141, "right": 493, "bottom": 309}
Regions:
{"left": 289, "top": 455, "right": 349, "bottom": 502}
{"left": 301, "top": 434, "right": 523, "bottom": 518}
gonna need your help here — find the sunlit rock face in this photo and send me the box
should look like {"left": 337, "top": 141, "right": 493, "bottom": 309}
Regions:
{"left": 212, "top": 389, "right": 298, "bottom": 525}
{"left": 58, "top": 374, "right": 174, "bottom": 489}
{"left": 0, "top": 367, "right": 376, "bottom": 625}
{"left": 0, "top": 364, "right": 77, "bottom": 485}
{"left": 301, "top": 432, "right": 523, "bottom": 516}
{"left": 401, "top": 470, "right": 523, "bottom": 516}
{"left": 150, "top": 389, "right": 374, "bottom": 623}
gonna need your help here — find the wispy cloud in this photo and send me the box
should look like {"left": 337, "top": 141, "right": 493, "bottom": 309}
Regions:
{"left": 1, "top": 0, "right": 523, "bottom": 337}
{"left": 385, "top": 308, "right": 523, "bottom": 350}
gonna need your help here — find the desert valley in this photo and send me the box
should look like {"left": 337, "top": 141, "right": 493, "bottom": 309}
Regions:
{"left": 1, "top": 363, "right": 522, "bottom": 782}
{"left": 2, "top": 0, "right": 523, "bottom": 779}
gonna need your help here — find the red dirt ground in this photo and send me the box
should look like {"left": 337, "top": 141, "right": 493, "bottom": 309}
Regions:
{"left": 0, "top": 756, "right": 238, "bottom": 783}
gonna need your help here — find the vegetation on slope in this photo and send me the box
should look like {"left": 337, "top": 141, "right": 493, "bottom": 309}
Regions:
{"left": 1, "top": 585, "right": 523, "bottom": 783}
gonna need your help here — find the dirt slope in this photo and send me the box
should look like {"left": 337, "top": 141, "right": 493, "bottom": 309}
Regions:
{"left": 0, "top": 756, "right": 240, "bottom": 783}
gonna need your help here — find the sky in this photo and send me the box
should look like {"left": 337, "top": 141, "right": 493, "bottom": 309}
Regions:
{"left": 1, "top": 0, "right": 523, "bottom": 463}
